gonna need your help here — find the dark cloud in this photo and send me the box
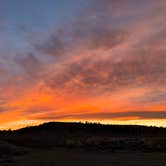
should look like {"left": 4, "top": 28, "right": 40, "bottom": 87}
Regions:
{"left": 34, "top": 30, "right": 68, "bottom": 59}
{"left": 72, "top": 27, "right": 128, "bottom": 51}
{"left": 134, "top": 90, "right": 166, "bottom": 104}
{"left": 30, "top": 111, "right": 166, "bottom": 121}
{"left": 16, "top": 53, "right": 41, "bottom": 72}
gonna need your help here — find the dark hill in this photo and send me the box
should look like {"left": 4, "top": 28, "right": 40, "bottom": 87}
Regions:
{"left": 0, "top": 122, "right": 166, "bottom": 152}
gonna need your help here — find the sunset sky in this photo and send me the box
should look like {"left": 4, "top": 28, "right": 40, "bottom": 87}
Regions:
{"left": 0, "top": 0, "right": 166, "bottom": 129}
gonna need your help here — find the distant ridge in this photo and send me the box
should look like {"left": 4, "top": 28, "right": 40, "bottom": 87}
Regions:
{"left": 1, "top": 121, "right": 166, "bottom": 136}
{"left": 0, "top": 122, "right": 166, "bottom": 152}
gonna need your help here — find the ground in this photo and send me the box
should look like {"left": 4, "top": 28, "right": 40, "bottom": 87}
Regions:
{"left": 0, "top": 122, "right": 166, "bottom": 166}
{"left": 1, "top": 146, "right": 166, "bottom": 166}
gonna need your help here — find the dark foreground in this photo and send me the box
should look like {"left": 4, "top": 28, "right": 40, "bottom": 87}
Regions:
{"left": 0, "top": 122, "right": 166, "bottom": 165}
{"left": 0, "top": 143, "right": 166, "bottom": 166}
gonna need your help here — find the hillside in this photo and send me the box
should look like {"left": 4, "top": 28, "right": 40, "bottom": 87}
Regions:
{"left": 0, "top": 122, "right": 166, "bottom": 166}
{"left": 0, "top": 122, "right": 166, "bottom": 152}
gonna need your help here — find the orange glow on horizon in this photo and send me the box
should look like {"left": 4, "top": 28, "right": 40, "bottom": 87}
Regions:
{"left": 0, "top": 85, "right": 165, "bottom": 130}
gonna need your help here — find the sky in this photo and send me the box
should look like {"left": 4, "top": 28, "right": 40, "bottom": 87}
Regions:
{"left": 0, "top": 0, "right": 166, "bottom": 129}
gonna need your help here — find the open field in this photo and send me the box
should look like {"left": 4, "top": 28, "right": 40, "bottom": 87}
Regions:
{"left": 8, "top": 149, "right": 166, "bottom": 166}
{"left": 0, "top": 145, "right": 166, "bottom": 166}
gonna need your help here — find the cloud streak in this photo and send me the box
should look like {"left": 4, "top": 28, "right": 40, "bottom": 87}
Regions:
{"left": 28, "top": 111, "right": 166, "bottom": 121}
